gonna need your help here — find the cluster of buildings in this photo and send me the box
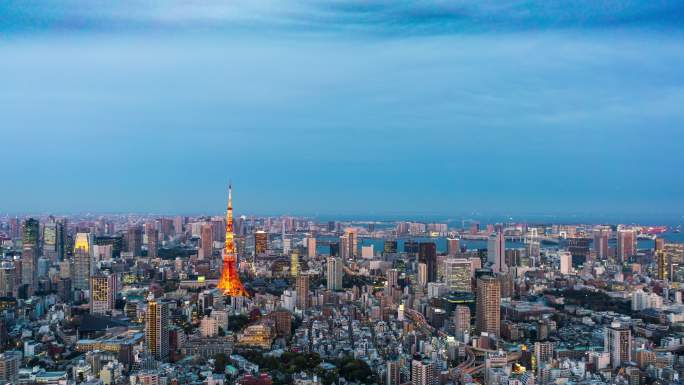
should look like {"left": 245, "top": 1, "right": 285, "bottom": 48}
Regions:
{"left": 1, "top": 196, "right": 684, "bottom": 385}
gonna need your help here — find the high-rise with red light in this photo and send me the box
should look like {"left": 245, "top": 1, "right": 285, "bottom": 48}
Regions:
{"left": 217, "top": 186, "right": 249, "bottom": 297}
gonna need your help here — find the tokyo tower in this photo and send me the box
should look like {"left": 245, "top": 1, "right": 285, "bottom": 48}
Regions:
{"left": 217, "top": 185, "right": 249, "bottom": 297}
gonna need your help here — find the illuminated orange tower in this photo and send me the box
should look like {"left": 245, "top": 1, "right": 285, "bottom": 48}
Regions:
{"left": 217, "top": 185, "right": 249, "bottom": 297}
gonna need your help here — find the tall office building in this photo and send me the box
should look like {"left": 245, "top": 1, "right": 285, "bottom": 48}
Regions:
{"left": 43, "top": 218, "right": 58, "bottom": 258}
{"left": 327, "top": 257, "right": 343, "bottom": 291}
{"left": 74, "top": 246, "right": 91, "bottom": 291}
{"left": 9, "top": 217, "right": 20, "bottom": 240}
{"left": 657, "top": 250, "right": 670, "bottom": 281}
{"left": 617, "top": 229, "right": 636, "bottom": 263}
{"left": 340, "top": 228, "right": 358, "bottom": 259}
{"left": 306, "top": 237, "right": 317, "bottom": 258}
{"left": 386, "top": 269, "right": 399, "bottom": 287}
{"left": 444, "top": 258, "right": 472, "bottom": 293}
{"left": 411, "top": 359, "right": 436, "bottom": 385}
{"left": 127, "top": 226, "right": 143, "bottom": 256}
{"left": 90, "top": 274, "right": 117, "bottom": 315}
{"left": 295, "top": 274, "right": 309, "bottom": 310}
{"left": 593, "top": 227, "right": 610, "bottom": 259}
{"left": 533, "top": 341, "right": 554, "bottom": 372}
{"left": 0, "top": 351, "right": 21, "bottom": 384}
{"left": 384, "top": 240, "right": 398, "bottom": 255}
{"left": 453, "top": 305, "right": 471, "bottom": 342}
{"left": 387, "top": 359, "right": 401, "bottom": 385}
{"left": 145, "top": 296, "right": 170, "bottom": 361}
{"left": 145, "top": 223, "right": 159, "bottom": 259}
{"left": 290, "top": 252, "right": 300, "bottom": 277}
{"left": 417, "top": 263, "right": 428, "bottom": 287}
{"left": 559, "top": 252, "right": 572, "bottom": 275}
{"left": 21, "top": 218, "right": 40, "bottom": 290}
{"left": 487, "top": 232, "right": 507, "bottom": 273}
{"left": 419, "top": 242, "right": 437, "bottom": 282}
{"left": 447, "top": 238, "right": 460, "bottom": 256}
{"left": 476, "top": 276, "right": 501, "bottom": 338}
{"left": 0, "top": 263, "right": 16, "bottom": 297}
{"left": 254, "top": 230, "right": 268, "bottom": 255}
{"left": 605, "top": 322, "right": 631, "bottom": 368}
{"left": 199, "top": 224, "right": 213, "bottom": 260}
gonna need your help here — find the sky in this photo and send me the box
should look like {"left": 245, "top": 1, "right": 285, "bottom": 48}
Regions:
{"left": 1, "top": 0, "right": 684, "bottom": 220}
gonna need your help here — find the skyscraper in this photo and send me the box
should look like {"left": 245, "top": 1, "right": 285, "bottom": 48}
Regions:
{"left": 453, "top": 305, "right": 471, "bottom": 342}
{"left": 617, "top": 229, "right": 636, "bottom": 263}
{"left": 419, "top": 242, "right": 437, "bottom": 283}
{"left": 446, "top": 238, "right": 460, "bottom": 256}
{"left": 340, "top": 228, "right": 358, "bottom": 259}
{"left": 90, "top": 274, "right": 117, "bottom": 315}
{"left": 254, "top": 230, "right": 268, "bottom": 256}
{"left": 0, "top": 263, "right": 16, "bottom": 297}
{"left": 145, "top": 296, "right": 169, "bottom": 361}
{"left": 487, "top": 232, "right": 506, "bottom": 273}
{"left": 411, "top": 358, "right": 436, "bottom": 385}
{"left": 327, "top": 256, "right": 343, "bottom": 291}
{"left": 296, "top": 274, "right": 309, "bottom": 310}
{"left": 306, "top": 236, "right": 317, "bottom": 258}
{"left": 559, "top": 252, "right": 572, "bottom": 275}
{"left": 444, "top": 258, "right": 471, "bottom": 293}
{"left": 290, "top": 252, "right": 300, "bottom": 277}
{"left": 74, "top": 246, "right": 91, "bottom": 291}
{"left": 199, "top": 223, "right": 213, "bottom": 260}
{"left": 383, "top": 240, "right": 398, "bottom": 255}
{"left": 605, "top": 322, "right": 631, "bottom": 368}
{"left": 657, "top": 250, "right": 669, "bottom": 281}
{"left": 476, "top": 276, "right": 501, "bottom": 338}
{"left": 593, "top": 227, "right": 610, "bottom": 259}
{"left": 21, "top": 218, "right": 40, "bottom": 290}
{"left": 145, "top": 223, "right": 159, "bottom": 259}
{"left": 387, "top": 360, "right": 401, "bottom": 385}
{"left": 127, "top": 226, "right": 143, "bottom": 256}
{"left": 386, "top": 268, "right": 399, "bottom": 287}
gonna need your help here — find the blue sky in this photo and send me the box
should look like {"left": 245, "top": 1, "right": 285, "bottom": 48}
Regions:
{"left": 1, "top": 1, "right": 684, "bottom": 219}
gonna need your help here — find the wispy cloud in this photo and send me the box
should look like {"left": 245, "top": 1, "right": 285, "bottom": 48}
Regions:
{"left": 3, "top": 0, "right": 684, "bottom": 35}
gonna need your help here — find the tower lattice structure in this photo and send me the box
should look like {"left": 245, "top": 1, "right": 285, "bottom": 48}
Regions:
{"left": 217, "top": 185, "right": 249, "bottom": 297}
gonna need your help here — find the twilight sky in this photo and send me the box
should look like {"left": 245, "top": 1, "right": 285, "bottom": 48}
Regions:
{"left": 1, "top": 0, "right": 684, "bottom": 219}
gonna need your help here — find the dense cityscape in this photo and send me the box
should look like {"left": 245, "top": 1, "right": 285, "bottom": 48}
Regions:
{"left": 1, "top": 187, "right": 684, "bottom": 385}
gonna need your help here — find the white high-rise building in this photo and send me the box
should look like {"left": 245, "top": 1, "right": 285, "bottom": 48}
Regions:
{"left": 411, "top": 359, "right": 436, "bottom": 385}
{"left": 560, "top": 252, "right": 572, "bottom": 275}
{"left": 605, "top": 322, "right": 631, "bottom": 368}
